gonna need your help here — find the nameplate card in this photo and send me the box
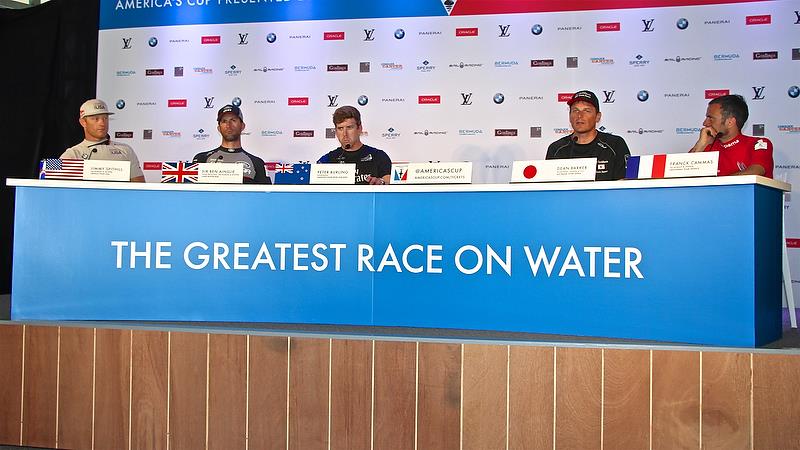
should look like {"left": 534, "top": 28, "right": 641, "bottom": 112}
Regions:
{"left": 399, "top": 162, "right": 473, "bottom": 184}
{"left": 310, "top": 164, "right": 356, "bottom": 184}
{"left": 83, "top": 160, "right": 131, "bottom": 181}
{"left": 626, "top": 152, "right": 719, "bottom": 179}
{"left": 197, "top": 163, "right": 244, "bottom": 184}
{"left": 511, "top": 158, "right": 597, "bottom": 183}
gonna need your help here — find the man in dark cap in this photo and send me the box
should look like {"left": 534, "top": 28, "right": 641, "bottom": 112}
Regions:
{"left": 545, "top": 90, "right": 630, "bottom": 181}
{"left": 192, "top": 104, "right": 271, "bottom": 184}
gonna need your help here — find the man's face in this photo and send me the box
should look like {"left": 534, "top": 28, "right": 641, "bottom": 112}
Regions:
{"left": 335, "top": 118, "right": 362, "bottom": 149}
{"left": 702, "top": 103, "right": 732, "bottom": 136}
{"left": 218, "top": 113, "right": 245, "bottom": 142}
{"left": 80, "top": 114, "right": 109, "bottom": 141}
{"left": 569, "top": 101, "right": 601, "bottom": 134}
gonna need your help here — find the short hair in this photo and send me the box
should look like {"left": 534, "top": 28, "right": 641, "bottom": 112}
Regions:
{"left": 709, "top": 94, "right": 749, "bottom": 130}
{"left": 332, "top": 106, "right": 361, "bottom": 127}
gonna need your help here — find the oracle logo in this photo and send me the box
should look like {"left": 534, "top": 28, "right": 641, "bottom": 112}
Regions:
{"left": 114, "top": 131, "right": 134, "bottom": 139}
{"left": 418, "top": 95, "right": 441, "bottom": 104}
{"left": 323, "top": 32, "right": 345, "bottom": 40}
{"left": 288, "top": 97, "right": 310, "bottom": 106}
{"left": 293, "top": 130, "right": 314, "bottom": 137}
{"left": 143, "top": 162, "right": 162, "bottom": 170}
{"left": 596, "top": 22, "right": 621, "bottom": 32}
{"left": 201, "top": 36, "right": 221, "bottom": 44}
{"left": 456, "top": 27, "right": 478, "bottom": 37}
{"left": 168, "top": 99, "right": 188, "bottom": 107}
{"left": 557, "top": 93, "right": 574, "bottom": 102}
{"left": 704, "top": 89, "right": 730, "bottom": 99}
{"left": 145, "top": 69, "right": 164, "bottom": 76}
{"left": 745, "top": 15, "right": 771, "bottom": 25}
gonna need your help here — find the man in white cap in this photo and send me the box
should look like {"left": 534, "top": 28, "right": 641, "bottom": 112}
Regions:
{"left": 60, "top": 99, "right": 145, "bottom": 182}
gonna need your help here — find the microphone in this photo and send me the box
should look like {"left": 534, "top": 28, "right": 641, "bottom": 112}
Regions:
{"left": 344, "top": 143, "right": 352, "bottom": 149}
{"left": 86, "top": 148, "right": 98, "bottom": 160}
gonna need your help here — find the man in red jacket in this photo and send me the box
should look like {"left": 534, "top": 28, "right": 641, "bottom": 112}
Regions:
{"left": 689, "top": 94, "right": 773, "bottom": 178}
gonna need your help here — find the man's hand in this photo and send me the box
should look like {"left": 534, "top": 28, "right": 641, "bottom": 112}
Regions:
{"left": 367, "top": 176, "right": 386, "bottom": 185}
{"left": 689, "top": 126, "right": 718, "bottom": 153}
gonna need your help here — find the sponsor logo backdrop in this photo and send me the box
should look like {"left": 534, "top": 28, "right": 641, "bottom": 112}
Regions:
{"left": 98, "top": 0, "right": 800, "bottom": 278}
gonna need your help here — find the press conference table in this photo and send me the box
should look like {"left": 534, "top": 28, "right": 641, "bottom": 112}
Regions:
{"left": 7, "top": 176, "right": 791, "bottom": 347}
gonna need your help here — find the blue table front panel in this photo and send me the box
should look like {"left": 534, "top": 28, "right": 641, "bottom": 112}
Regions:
{"left": 11, "top": 183, "right": 782, "bottom": 347}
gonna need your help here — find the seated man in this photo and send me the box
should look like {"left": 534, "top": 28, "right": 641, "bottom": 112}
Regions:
{"left": 689, "top": 94, "right": 773, "bottom": 178}
{"left": 60, "top": 99, "right": 145, "bottom": 182}
{"left": 546, "top": 90, "right": 630, "bottom": 181}
{"left": 317, "top": 106, "right": 391, "bottom": 185}
{"left": 192, "top": 105, "right": 271, "bottom": 184}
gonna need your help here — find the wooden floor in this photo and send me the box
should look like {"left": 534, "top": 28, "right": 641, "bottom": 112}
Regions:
{"left": 0, "top": 322, "right": 799, "bottom": 450}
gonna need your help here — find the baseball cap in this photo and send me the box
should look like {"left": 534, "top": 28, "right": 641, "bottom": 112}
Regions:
{"left": 217, "top": 104, "right": 244, "bottom": 122}
{"left": 567, "top": 90, "right": 600, "bottom": 111}
{"left": 79, "top": 99, "right": 114, "bottom": 119}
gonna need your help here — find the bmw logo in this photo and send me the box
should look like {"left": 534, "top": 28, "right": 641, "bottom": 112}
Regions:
{"left": 148, "top": 37, "right": 158, "bottom": 47}
{"left": 231, "top": 97, "right": 242, "bottom": 107}
{"left": 493, "top": 93, "right": 505, "bottom": 104}
{"left": 789, "top": 86, "right": 800, "bottom": 98}
{"left": 394, "top": 29, "right": 405, "bottom": 39}
{"left": 115, "top": 99, "right": 125, "bottom": 109}
{"left": 531, "top": 24, "right": 543, "bottom": 35}
{"left": 266, "top": 33, "right": 277, "bottom": 43}
{"left": 357, "top": 95, "right": 369, "bottom": 106}
{"left": 676, "top": 18, "right": 689, "bottom": 30}
{"left": 637, "top": 90, "right": 650, "bottom": 102}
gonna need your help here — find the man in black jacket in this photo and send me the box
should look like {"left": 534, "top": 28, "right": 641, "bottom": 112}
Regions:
{"left": 192, "top": 105, "right": 271, "bottom": 184}
{"left": 546, "top": 90, "right": 630, "bottom": 181}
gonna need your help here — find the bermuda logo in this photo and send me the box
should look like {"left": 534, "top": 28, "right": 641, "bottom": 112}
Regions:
{"left": 499, "top": 25, "right": 511, "bottom": 37}
{"left": 642, "top": 19, "right": 655, "bottom": 32}
{"left": 461, "top": 93, "right": 473, "bottom": 105}
{"left": 122, "top": 38, "right": 132, "bottom": 49}
{"left": 752, "top": 86, "right": 765, "bottom": 100}
{"left": 238, "top": 33, "right": 249, "bottom": 45}
{"left": 603, "top": 90, "right": 616, "bottom": 103}
{"left": 327, "top": 95, "right": 339, "bottom": 107}
{"left": 204, "top": 97, "right": 214, "bottom": 109}
{"left": 363, "top": 29, "right": 375, "bottom": 41}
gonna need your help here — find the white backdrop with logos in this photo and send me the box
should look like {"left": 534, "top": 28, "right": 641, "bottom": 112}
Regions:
{"left": 96, "top": 0, "right": 800, "bottom": 280}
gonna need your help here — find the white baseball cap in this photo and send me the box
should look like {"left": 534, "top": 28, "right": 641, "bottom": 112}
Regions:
{"left": 79, "top": 99, "right": 115, "bottom": 119}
